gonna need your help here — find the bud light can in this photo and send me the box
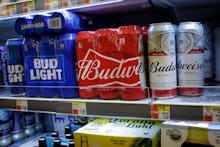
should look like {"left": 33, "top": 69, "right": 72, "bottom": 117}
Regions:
{"left": 31, "top": 14, "right": 51, "bottom": 35}
{"left": 0, "top": 110, "right": 12, "bottom": 147}
{"left": 148, "top": 22, "right": 177, "bottom": 99}
{"left": 177, "top": 22, "right": 204, "bottom": 96}
{"left": 11, "top": 111, "right": 25, "bottom": 142}
{"left": 57, "top": 33, "right": 79, "bottom": 98}
{"left": 23, "top": 37, "right": 42, "bottom": 97}
{"left": 6, "top": 38, "right": 25, "bottom": 96}
{"left": 35, "top": 113, "right": 44, "bottom": 133}
{"left": 24, "top": 112, "right": 35, "bottom": 137}
{"left": 0, "top": 46, "right": 8, "bottom": 87}
{"left": 14, "top": 16, "right": 33, "bottom": 37}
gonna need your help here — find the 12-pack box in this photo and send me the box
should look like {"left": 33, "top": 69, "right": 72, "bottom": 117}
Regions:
{"left": 161, "top": 121, "right": 220, "bottom": 147}
{"left": 74, "top": 118, "right": 161, "bottom": 147}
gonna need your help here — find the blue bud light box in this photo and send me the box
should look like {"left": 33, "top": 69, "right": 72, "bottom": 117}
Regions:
{"left": 23, "top": 34, "right": 78, "bottom": 98}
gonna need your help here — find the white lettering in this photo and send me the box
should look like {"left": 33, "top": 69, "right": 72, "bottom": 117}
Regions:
{"left": 78, "top": 59, "right": 141, "bottom": 81}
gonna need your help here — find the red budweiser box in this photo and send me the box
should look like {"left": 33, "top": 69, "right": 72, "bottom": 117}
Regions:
{"left": 76, "top": 25, "right": 149, "bottom": 101}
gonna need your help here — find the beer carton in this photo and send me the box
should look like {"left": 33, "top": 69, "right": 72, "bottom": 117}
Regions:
{"left": 161, "top": 121, "right": 220, "bottom": 147}
{"left": 74, "top": 118, "right": 161, "bottom": 147}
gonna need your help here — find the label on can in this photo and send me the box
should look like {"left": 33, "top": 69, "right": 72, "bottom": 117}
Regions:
{"left": 178, "top": 53, "right": 204, "bottom": 86}
{"left": 7, "top": 64, "right": 24, "bottom": 83}
{"left": 149, "top": 55, "right": 176, "bottom": 90}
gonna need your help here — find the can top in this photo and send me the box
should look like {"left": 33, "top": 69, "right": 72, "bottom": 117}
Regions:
{"left": 148, "top": 22, "right": 174, "bottom": 33}
{"left": 178, "top": 21, "right": 203, "bottom": 33}
{"left": 6, "top": 38, "right": 24, "bottom": 46}
{"left": 150, "top": 22, "right": 172, "bottom": 26}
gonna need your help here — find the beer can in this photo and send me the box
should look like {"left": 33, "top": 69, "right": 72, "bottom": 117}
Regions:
{"left": 76, "top": 31, "right": 97, "bottom": 99}
{"left": 6, "top": 38, "right": 25, "bottom": 96}
{"left": 0, "top": 110, "right": 12, "bottom": 147}
{"left": 203, "top": 24, "right": 213, "bottom": 85}
{"left": 177, "top": 22, "right": 204, "bottom": 96}
{"left": 31, "top": 14, "right": 51, "bottom": 35}
{"left": 148, "top": 22, "right": 177, "bottom": 99}
{"left": 11, "top": 111, "right": 25, "bottom": 142}
{"left": 14, "top": 16, "right": 33, "bottom": 37}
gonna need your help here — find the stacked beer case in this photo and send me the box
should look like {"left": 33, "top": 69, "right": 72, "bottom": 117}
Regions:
{"left": 74, "top": 118, "right": 161, "bottom": 147}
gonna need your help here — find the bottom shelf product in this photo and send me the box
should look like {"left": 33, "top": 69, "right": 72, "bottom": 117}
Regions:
{"left": 161, "top": 121, "right": 220, "bottom": 147}
{"left": 74, "top": 118, "right": 161, "bottom": 147}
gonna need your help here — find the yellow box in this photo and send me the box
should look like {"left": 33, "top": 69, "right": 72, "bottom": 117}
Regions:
{"left": 74, "top": 118, "right": 161, "bottom": 147}
{"left": 161, "top": 121, "right": 220, "bottom": 147}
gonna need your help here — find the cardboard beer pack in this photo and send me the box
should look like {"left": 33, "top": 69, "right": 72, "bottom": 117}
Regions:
{"left": 161, "top": 121, "right": 220, "bottom": 147}
{"left": 74, "top": 118, "right": 161, "bottom": 147}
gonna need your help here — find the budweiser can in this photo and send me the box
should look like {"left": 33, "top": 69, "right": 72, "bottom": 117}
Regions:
{"left": 177, "top": 22, "right": 204, "bottom": 96}
{"left": 203, "top": 24, "right": 213, "bottom": 85}
{"left": 148, "top": 22, "right": 177, "bottom": 99}
{"left": 118, "top": 25, "right": 147, "bottom": 100}
{"left": 96, "top": 28, "right": 120, "bottom": 99}
{"left": 76, "top": 31, "right": 97, "bottom": 99}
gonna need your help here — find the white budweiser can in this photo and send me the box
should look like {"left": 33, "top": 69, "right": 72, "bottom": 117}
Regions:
{"left": 148, "top": 22, "right": 177, "bottom": 99}
{"left": 203, "top": 24, "right": 213, "bottom": 85}
{"left": 177, "top": 22, "right": 204, "bottom": 96}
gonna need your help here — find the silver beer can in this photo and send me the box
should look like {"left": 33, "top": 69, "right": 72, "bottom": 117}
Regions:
{"left": 177, "top": 22, "right": 204, "bottom": 96}
{"left": 203, "top": 24, "right": 213, "bottom": 85}
{"left": 148, "top": 22, "right": 177, "bottom": 99}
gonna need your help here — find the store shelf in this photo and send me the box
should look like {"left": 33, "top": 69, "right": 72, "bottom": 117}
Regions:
{"left": 0, "top": 0, "right": 32, "bottom": 7}
{"left": 0, "top": 0, "right": 150, "bottom": 20}
{"left": 1, "top": 87, "right": 220, "bottom": 122}
{"left": 0, "top": 89, "right": 151, "bottom": 119}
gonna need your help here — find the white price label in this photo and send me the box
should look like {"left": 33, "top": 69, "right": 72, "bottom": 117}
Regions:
{"left": 151, "top": 104, "right": 170, "bottom": 120}
{"left": 16, "top": 100, "right": 28, "bottom": 111}
{"left": 203, "top": 106, "right": 220, "bottom": 122}
{"left": 72, "top": 102, "right": 87, "bottom": 115}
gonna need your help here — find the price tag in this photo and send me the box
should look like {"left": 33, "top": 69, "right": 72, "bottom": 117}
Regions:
{"left": 72, "top": 102, "right": 87, "bottom": 115}
{"left": 16, "top": 100, "right": 28, "bottom": 111}
{"left": 203, "top": 106, "right": 220, "bottom": 122}
{"left": 151, "top": 104, "right": 170, "bottom": 120}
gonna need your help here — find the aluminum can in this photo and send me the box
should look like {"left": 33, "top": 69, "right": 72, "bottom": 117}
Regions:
{"left": 11, "top": 111, "right": 25, "bottom": 142}
{"left": 76, "top": 31, "right": 97, "bottom": 99}
{"left": 31, "top": 14, "right": 51, "bottom": 35}
{"left": 96, "top": 28, "right": 120, "bottom": 99}
{"left": 118, "top": 25, "right": 147, "bottom": 100}
{"left": 177, "top": 22, "right": 204, "bottom": 96}
{"left": 148, "top": 22, "right": 177, "bottom": 99}
{"left": 0, "top": 110, "right": 12, "bottom": 147}
{"left": 6, "top": 38, "right": 25, "bottom": 96}
{"left": 23, "top": 112, "right": 35, "bottom": 137}
{"left": 203, "top": 24, "right": 213, "bottom": 85}
{"left": 14, "top": 16, "right": 33, "bottom": 37}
